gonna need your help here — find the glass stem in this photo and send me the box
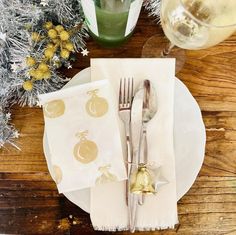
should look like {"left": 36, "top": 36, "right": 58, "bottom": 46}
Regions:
{"left": 161, "top": 42, "right": 175, "bottom": 57}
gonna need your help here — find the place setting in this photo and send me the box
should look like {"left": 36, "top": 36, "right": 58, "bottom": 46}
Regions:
{"left": 40, "top": 58, "right": 206, "bottom": 232}
{"left": 1, "top": 0, "right": 235, "bottom": 234}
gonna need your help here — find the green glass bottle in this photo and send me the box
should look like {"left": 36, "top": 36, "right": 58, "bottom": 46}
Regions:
{"left": 81, "top": 0, "right": 143, "bottom": 48}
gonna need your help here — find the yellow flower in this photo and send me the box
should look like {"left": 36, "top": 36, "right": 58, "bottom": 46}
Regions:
{"left": 26, "top": 57, "right": 36, "bottom": 67}
{"left": 23, "top": 80, "right": 33, "bottom": 91}
{"left": 60, "top": 49, "right": 70, "bottom": 59}
{"left": 48, "top": 29, "right": 58, "bottom": 39}
{"left": 59, "top": 30, "right": 70, "bottom": 41}
{"left": 44, "top": 48, "right": 55, "bottom": 59}
{"left": 38, "top": 62, "right": 49, "bottom": 72}
{"left": 44, "top": 21, "right": 53, "bottom": 30}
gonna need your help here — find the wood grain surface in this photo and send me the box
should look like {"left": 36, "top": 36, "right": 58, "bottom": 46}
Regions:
{"left": 0, "top": 9, "right": 236, "bottom": 235}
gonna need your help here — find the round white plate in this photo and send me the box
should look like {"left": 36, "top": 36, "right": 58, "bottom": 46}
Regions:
{"left": 43, "top": 67, "right": 206, "bottom": 213}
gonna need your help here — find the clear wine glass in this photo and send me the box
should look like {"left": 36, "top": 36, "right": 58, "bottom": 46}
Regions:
{"left": 142, "top": 0, "right": 236, "bottom": 73}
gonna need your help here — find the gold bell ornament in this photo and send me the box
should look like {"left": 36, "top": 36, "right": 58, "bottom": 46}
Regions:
{"left": 130, "top": 164, "right": 156, "bottom": 195}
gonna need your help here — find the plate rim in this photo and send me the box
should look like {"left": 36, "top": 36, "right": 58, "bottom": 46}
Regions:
{"left": 43, "top": 67, "right": 206, "bottom": 213}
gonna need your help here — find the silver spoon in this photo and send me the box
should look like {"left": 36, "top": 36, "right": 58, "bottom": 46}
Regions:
{"left": 138, "top": 80, "right": 157, "bottom": 204}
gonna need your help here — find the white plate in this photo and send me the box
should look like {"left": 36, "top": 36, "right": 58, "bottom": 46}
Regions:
{"left": 43, "top": 67, "right": 206, "bottom": 213}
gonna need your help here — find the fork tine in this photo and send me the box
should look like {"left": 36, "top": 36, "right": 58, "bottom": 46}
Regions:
{"left": 123, "top": 78, "right": 126, "bottom": 105}
{"left": 127, "top": 78, "right": 130, "bottom": 104}
{"left": 119, "top": 78, "right": 135, "bottom": 108}
{"left": 131, "top": 78, "right": 134, "bottom": 98}
{"left": 119, "top": 79, "right": 122, "bottom": 105}
{"left": 130, "top": 78, "right": 134, "bottom": 104}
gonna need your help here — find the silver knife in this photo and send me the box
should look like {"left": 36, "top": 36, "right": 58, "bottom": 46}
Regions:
{"left": 129, "top": 87, "right": 144, "bottom": 233}
{"left": 138, "top": 80, "right": 157, "bottom": 205}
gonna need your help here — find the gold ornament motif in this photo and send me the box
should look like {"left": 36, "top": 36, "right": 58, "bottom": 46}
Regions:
{"left": 130, "top": 164, "right": 156, "bottom": 195}
{"left": 73, "top": 131, "right": 98, "bottom": 164}
{"left": 52, "top": 165, "right": 63, "bottom": 184}
{"left": 95, "top": 165, "right": 118, "bottom": 185}
{"left": 86, "top": 89, "right": 108, "bottom": 118}
{"left": 44, "top": 99, "right": 65, "bottom": 118}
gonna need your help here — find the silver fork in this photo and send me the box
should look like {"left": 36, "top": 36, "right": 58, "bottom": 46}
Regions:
{"left": 118, "top": 78, "right": 134, "bottom": 206}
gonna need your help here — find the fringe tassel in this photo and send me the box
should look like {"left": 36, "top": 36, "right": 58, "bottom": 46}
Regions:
{"left": 93, "top": 221, "right": 179, "bottom": 232}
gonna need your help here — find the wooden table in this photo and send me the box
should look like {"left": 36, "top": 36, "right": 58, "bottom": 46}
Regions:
{"left": 0, "top": 10, "right": 235, "bottom": 235}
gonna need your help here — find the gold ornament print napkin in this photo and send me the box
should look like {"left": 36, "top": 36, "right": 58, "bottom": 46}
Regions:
{"left": 39, "top": 79, "right": 127, "bottom": 193}
{"left": 90, "top": 59, "right": 178, "bottom": 231}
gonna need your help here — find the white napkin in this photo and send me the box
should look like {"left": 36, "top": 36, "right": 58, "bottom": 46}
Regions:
{"left": 39, "top": 79, "right": 127, "bottom": 193}
{"left": 90, "top": 58, "right": 178, "bottom": 231}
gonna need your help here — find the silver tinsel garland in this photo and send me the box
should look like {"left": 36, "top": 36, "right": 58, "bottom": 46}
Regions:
{"left": 0, "top": 0, "right": 88, "bottom": 148}
{"left": 145, "top": 0, "right": 161, "bottom": 22}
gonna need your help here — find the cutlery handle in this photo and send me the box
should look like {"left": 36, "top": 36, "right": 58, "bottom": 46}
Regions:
{"left": 138, "top": 125, "right": 148, "bottom": 164}
{"left": 126, "top": 136, "right": 132, "bottom": 174}
{"left": 138, "top": 125, "right": 148, "bottom": 205}
{"left": 143, "top": 129, "right": 148, "bottom": 163}
{"left": 129, "top": 193, "right": 139, "bottom": 233}
{"left": 125, "top": 135, "right": 132, "bottom": 205}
